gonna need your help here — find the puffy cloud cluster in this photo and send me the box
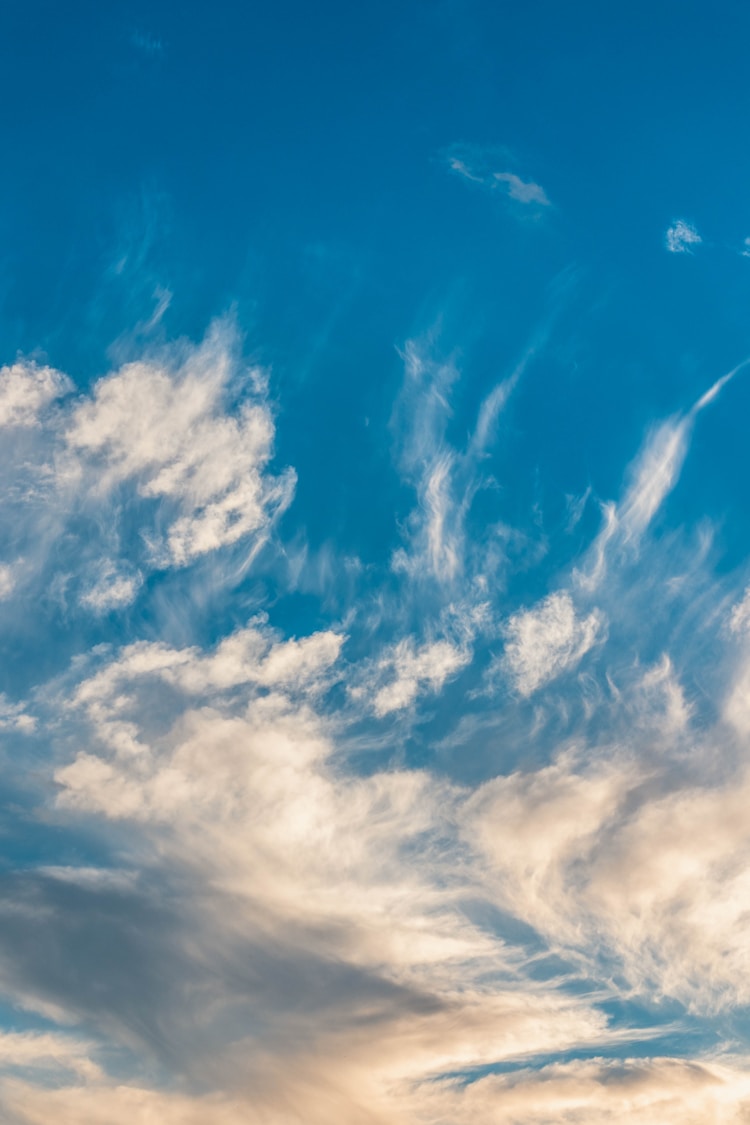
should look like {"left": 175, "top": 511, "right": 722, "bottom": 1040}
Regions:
{"left": 0, "top": 320, "right": 293, "bottom": 615}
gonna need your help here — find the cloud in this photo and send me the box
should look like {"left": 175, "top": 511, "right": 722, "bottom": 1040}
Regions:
{"left": 30, "top": 624, "right": 621, "bottom": 1124}
{"left": 354, "top": 635, "right": 471, "bottom": 716}
{"left": 446, "top": 146, "right": 551, "bottom": 209}
{"left": 389, "top": 332, "right": 543, "bottom": 591}
{"left": 493, "top": 171, "right": 550, "bottom": 205}
{"left": 0, "top": 565, "right": 15, "bottom": 600}
{"left": 67, "top": 319, "right": 295, "bottom": 567}
{"left": 5, "top": 319, "right": 750, "bottom": 1123}
{"left": 0, "top": 362, "right": 71, "bottom": 427}
{"left": 410, "top": 1056, "right": 750, "bottom": 1124}
{"left": 665, "top": 220, "right": 702, "bottom": 253}
{"left": 500, "top": 591, "right": 605, "bottom": 696}
{"left": 0, "top": 319, "right": 295, "bottom": 623}
{"left": 580, "top": 360, "right": 747, "bottom": 590}
{"left": 79, "top": 562, "right": 143, "bottom": 613}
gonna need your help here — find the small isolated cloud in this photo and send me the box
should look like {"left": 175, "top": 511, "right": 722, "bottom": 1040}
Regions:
{"left": 500, "top": 591, "right": 605, "bottom": 696}
{"left": 665, "top": 219, "right": 702, "bottom": 253}
{"left": 445, "top": 145, "right": 551, "bottom": 209}
{"left": 493, "top": 171, "right": 550, "bottom": 206}
{"left": 79, "top": 562, "right": 142, "bottom": 614}
{"left": 741, "top": 237, "right": 750, "bottom": 259}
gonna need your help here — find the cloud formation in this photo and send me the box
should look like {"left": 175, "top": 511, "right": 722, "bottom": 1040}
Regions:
{"left": 665, "top": 220, "right": 702, "bottom": 253}
{"left": 0, "top": 319, "right": 294, "bottom": 620}
{"left": 2, "top": 323, "right": 750, "bottom": 1123}
{"left": 500, "top": 591, "right": 605, "bottom": 695}
{"left": 446, "top": 146, "right": 551, "bottom": 209}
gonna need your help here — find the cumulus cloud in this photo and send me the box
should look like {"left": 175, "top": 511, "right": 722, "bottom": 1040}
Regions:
{"left": 665, "top": 220, "right": 702, "bottom": 253}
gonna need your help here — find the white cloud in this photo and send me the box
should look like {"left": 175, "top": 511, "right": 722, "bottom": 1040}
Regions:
{"left": 665, "top": 220, "right": 702, "bottom": 253}
{"left": 67, "top": 320, "right": 295, "bottom": 566}
{"left": 364, "top": 636, "right": 471, "bottom": 716}
{"left": 0, "top": 362, "right": 71, "bottom": 427}
{"left": 446, "top": 147, "right": 551, "bottom": 208}
{"left": 5, "top": 315, "right": 750, "bottom": 1125}
{"left": 410, "top": 1056, "right": 750, "bottom": 1124}
{"left": 493, "top": 171, "right": 550, "bottom": 205}
{"left": 580, "top": 360, "right": 746, "bottom": 591}
{"left": 0, "top": 320, "right": 296, "bottom": 621}
{"left": 0, "top": 565, "right": 15, "bottom": 600}
{"left": 79, "top": 562, "right": 142, "bottom": 613}
{"left": 500, "top": 592, "right": 605, "bottom": 696}
{"left": 390, "top": 335, "right": 538, "bottom": 590}
{"left": 0, "top": 693, "right": 35, "bottom": 733}
{"left": 729, "top": 586, "right": 750, "bottom": 634}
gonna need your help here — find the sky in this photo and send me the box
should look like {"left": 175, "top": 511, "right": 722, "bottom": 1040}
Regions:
{"left": 2, "top": 0, "right": 750, "bottom": 1121}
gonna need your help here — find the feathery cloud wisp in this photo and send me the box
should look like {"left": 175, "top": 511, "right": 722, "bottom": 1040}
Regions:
{"left": 665, "top": 219, "right": 702, "bottom": 253}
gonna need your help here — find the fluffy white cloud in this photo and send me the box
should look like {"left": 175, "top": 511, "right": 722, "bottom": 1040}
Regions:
{"left": 0, "top": 362, "right": 71, "bottom": 427}
{"left": 78, "top": 562, "right": 142, "bottom": 613}
{"left": 67, "top": 321, "right": 295, "bottom": 566}
{"left": 362, "top": 636, "right": 470, "bottom": 716}
{"left": 0, "top": 320, "right": 295, "bottom": 618}
{"left": 500, "top": 591, "right": 605, "bottom": 695}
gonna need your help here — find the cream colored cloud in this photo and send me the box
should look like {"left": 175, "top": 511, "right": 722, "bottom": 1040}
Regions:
{"left": 500, "top": 591, "right": 605, "bottom": 696}
{"left": 42, "top": 625, "right": 620, "bottom": 1120}
{"left": 409, "top": 1056, "right": 750, "bottom": 1124}
{"left": 464, "top": 700, "right": 750, "bottom": 1011}
{"left": 355, "top": 635, "right": 470, "bottom": 716}
{"left": 79, "top": 562, "right": 142, "bottom": 613}
{"left": 0, "top": 362, "right": 71, "bottom": 427}
{"left": 66, "top": 320, "right": 295, "bottom": 566}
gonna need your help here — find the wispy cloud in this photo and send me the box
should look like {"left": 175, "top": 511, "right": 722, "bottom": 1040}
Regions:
{"left": 580, "top": 359, "right": 748, "bottom": 590}
{"left": 493, "top": 171, "right": 550, "bottom": 205}
{"left": 499, "top": 591, "right": 606, "bottom": 696}
{"left": 0, "top": 362, "right": 71, "bottom": 427}
{"left": 446, "top": 145, "right": 551, "bottom": 209}
{"left": 4, "top": 321, "right": 750, "bottom": 1122}
{"left": 665, "top": 219, "right": 702, "bottom": 253}
{"left": 0, "top": 318, "right": 295, "bottom": 621}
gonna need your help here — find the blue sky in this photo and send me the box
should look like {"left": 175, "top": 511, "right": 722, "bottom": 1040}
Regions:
{"left": 2, "top": 1, "right": 750, "bottom": 1121}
